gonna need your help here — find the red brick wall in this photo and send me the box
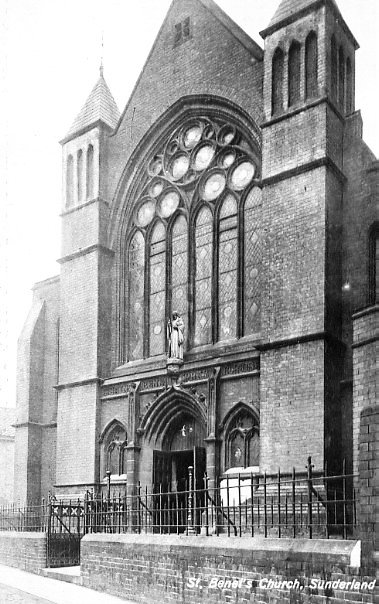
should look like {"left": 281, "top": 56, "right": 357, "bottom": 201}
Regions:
{"left": 352, "top": 308, "right": 378, "bottom": 475}
{"left": 0, "top": 533, "right": 46, "bottom": 573}
{"left": 357, "top": 405, "right": 378, "bottom": 573}
{"left": 81, "top": 534, "right": 372, "bottom": 604}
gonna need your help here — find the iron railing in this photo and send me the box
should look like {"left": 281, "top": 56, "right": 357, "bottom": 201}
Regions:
{"left": 84, "top": 457, "right": 357, "bottom": 539}
{"left": 0, "top": 502, "right": 48, "bottom": 532}
{"left": 0, "top": 458, "right": 358, "bottom": 540}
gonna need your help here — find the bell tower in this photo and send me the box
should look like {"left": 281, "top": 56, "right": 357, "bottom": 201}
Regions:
{"left": 55, "top": 68, "right": 120, "bottom": 496}
{"left": 258, "top": 0, "right": 358, "bottom": 473}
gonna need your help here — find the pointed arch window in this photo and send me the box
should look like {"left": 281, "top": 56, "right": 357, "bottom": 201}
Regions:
{"left": 149, "top": 222, "right": 166, "bottom": 356}
{"left": 331, "top": 36, "right": 338, "bottom": 101}
{"left": 218, "top": 195, "right": 238, "bottom": 340}
{"left": 288, "top": 41, "right": 301, "bottom": 107}
{"left": 77, "top": 149, "right": 84, "bottom": 202}
{"left": 171, "top": 215, "right": 188, "bottom": 348}
{"left": 66, "top": 155, "right": 74, "bottom": 207}
{"left": 272, "top": 48, "right": 284, "bottom": 115}
{"left": 244, "top": 188, "right": 262, "bottom": 335}
{"left": 194, "top": 207, "right": 213, "bottom": 346}
{"left": 102, "top": 423, "right": 127, "bottom": 477}
{"left": 225, "top": 411, "right": 259, "bottom": 470}
{"left": 86, "top": 144, "right": 94, "bottom": 200}
{"left": 128, "top": 231, "right": 145, "bottom": 361}
{"left": 338, "top": 46, "right": 345, "bottom": 110}
{"left": 369, "top": 223, "right": 379, "bottom": 306}
{"left": 122, "top": 114, "right": 261, "bottom": 362}
{"left": 346, "top": 57, "right": 353, "bottom": 114}
{"left": 305, "top": 32, "right": 318, "bottom": 99}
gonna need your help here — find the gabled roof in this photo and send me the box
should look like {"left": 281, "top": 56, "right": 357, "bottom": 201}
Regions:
{"left": 198, "top": 0, "right": 263, "bottom": 59}
{"left": 64, "top": 68, "right": 120, "bottom": 141}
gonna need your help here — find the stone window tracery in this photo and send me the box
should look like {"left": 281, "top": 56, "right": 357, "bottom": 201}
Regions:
{"left": 123, "top": 114, "right": 260, "bottom": 362}
{"left": 102, "top": 424, "right": 127, "bottom": 477}
{"left": 225, "top": 412, "right": 259, "bottom": 470}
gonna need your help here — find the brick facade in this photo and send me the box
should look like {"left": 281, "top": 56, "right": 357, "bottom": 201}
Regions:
{"left": 13, "top": 0, "right": 377, "bottom": 527}
{"left": 357, "top": 405, "right": 378, "bottom": 574}
{"left": 0, "top": 533, "right": 46, "bottom": 573}
{"left": 81, "top": 533, "right": 375, "bottom": 604}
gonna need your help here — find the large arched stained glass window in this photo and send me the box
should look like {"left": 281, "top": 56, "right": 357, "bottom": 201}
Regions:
{"left": 171, "top": 215, "right": 188, "bottom": 348}
{"left": 122, "top": 113, "right": 261, "bottom": 362}
{"left": 128, "top": 231, "right": 145, "bottom": 361}
{"left": 149, "top": 222, "right": 166, "bottom": 356}
{"left": 218, "top": 195, "right": 238, "bottom": 340}
{"left": 244, "top": 188, "right": 262, "bottom": 335}
{"left": 194, "top": 207, "right": 213, "bottom": 346}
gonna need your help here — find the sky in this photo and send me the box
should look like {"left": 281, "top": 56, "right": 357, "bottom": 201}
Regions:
{"left": 0, "top": 0, "right": 378, "bottom": 407}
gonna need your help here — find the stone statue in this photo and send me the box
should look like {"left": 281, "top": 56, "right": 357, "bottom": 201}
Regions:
{"left": 167, "top": 311, "right": 184, "bottom": 360}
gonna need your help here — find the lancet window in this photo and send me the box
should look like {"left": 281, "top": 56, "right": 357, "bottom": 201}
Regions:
{"left": 102, "top": 423, "right": 127, "bottom": 477}
{"left": 122, "top": 115, "right": 261, "bottom": 362}
{"left": 225, "top": 411, "right": 259, "bottom": 470}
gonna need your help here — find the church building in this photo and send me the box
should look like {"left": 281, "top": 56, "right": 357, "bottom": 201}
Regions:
{"left": 14, "top": 0, "right": 378, "bottom": 506}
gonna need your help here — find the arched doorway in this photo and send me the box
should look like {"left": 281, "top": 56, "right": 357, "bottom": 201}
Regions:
{"left": 153, "top": 413, "right": 206, "bottom": 492}
{"left": 150, "top": 410, "right": 206, "bottom": 534}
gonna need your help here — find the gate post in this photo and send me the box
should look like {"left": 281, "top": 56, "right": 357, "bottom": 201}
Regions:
{"left": 46, "top": 496, "right": 52, "bottom": 568}
{"left": 187, "top": 466, "right": 195, "bottom": 535}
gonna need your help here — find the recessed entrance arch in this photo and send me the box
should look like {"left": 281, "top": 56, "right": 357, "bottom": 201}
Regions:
{"left": 140, "top": 387, "right": 207, "bottom": 533}
{"left": 154, "top": 412, "right": 207, "bottom": 492}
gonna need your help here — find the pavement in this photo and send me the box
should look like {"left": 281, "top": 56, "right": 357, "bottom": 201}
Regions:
{"left": 0, "top": 564, "right": 137, "bottom": 604}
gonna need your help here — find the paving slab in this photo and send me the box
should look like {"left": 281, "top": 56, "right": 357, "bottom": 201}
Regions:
{"left": 0, "top": 564, "right": 137, "bottom": 604}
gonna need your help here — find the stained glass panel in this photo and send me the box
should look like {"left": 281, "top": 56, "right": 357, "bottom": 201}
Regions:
{"left": 194, "top": 207, "right": 212, "bottom": 346}
{"left": 244, "top": 187, "right": 262, "bottom": 335}
{"left": 128, "top": 231, "right": 145, "bottom": 361}
{"left": 171, "top": 216, "right": 188, "bottom": 346}
{"left": 149, "top": 222, "right": 166, "bottom": 355}
{"left": 218, "top": 195, "right": 237, "bottom": 340}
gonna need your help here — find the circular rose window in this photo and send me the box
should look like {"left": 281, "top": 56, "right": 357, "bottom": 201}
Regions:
{"left": 202, "top": 170, "right": 226, "bottom": 201}
{"left": 230, "top": 161, "right": 255, "bottom": 190}
{"left": 158, "top": 190, "right": 180, "bottom": 218}
{"left": 170, "top": 154, "right": 189, "bottom": 180}
{"left": 183, "top": 125, "right": 202, "bottom": 148}
{"left": 193, "top": 143, "right": 215, "bottom": 171}
{"left": 136, "top": 199, "right": 155, "bottom": 227}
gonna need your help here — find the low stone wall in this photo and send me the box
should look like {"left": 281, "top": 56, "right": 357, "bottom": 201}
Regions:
{"left": 81, "top": 533, "right": 377, "bottom": 604}
{"left": 0, "top": 532, "right": 46, "bottom": 572}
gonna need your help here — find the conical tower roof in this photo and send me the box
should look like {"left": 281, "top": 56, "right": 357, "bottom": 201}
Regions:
{"left": 261, "top": 0, "right": 343, "bottom": 37}
{"left": 269, "top": 0, "right": 321, "bottom": 28}
{"left": 64, "top": 67, "right": 120, "bottom": 140}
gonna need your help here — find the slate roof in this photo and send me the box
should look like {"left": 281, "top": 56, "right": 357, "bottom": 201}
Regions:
{"left": 65, "top": 68, "right": 120, "bottom": 139}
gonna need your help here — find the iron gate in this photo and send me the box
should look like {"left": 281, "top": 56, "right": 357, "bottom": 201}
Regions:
{"left": 47, "top": 499, "right": 84, "bottom": 567}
